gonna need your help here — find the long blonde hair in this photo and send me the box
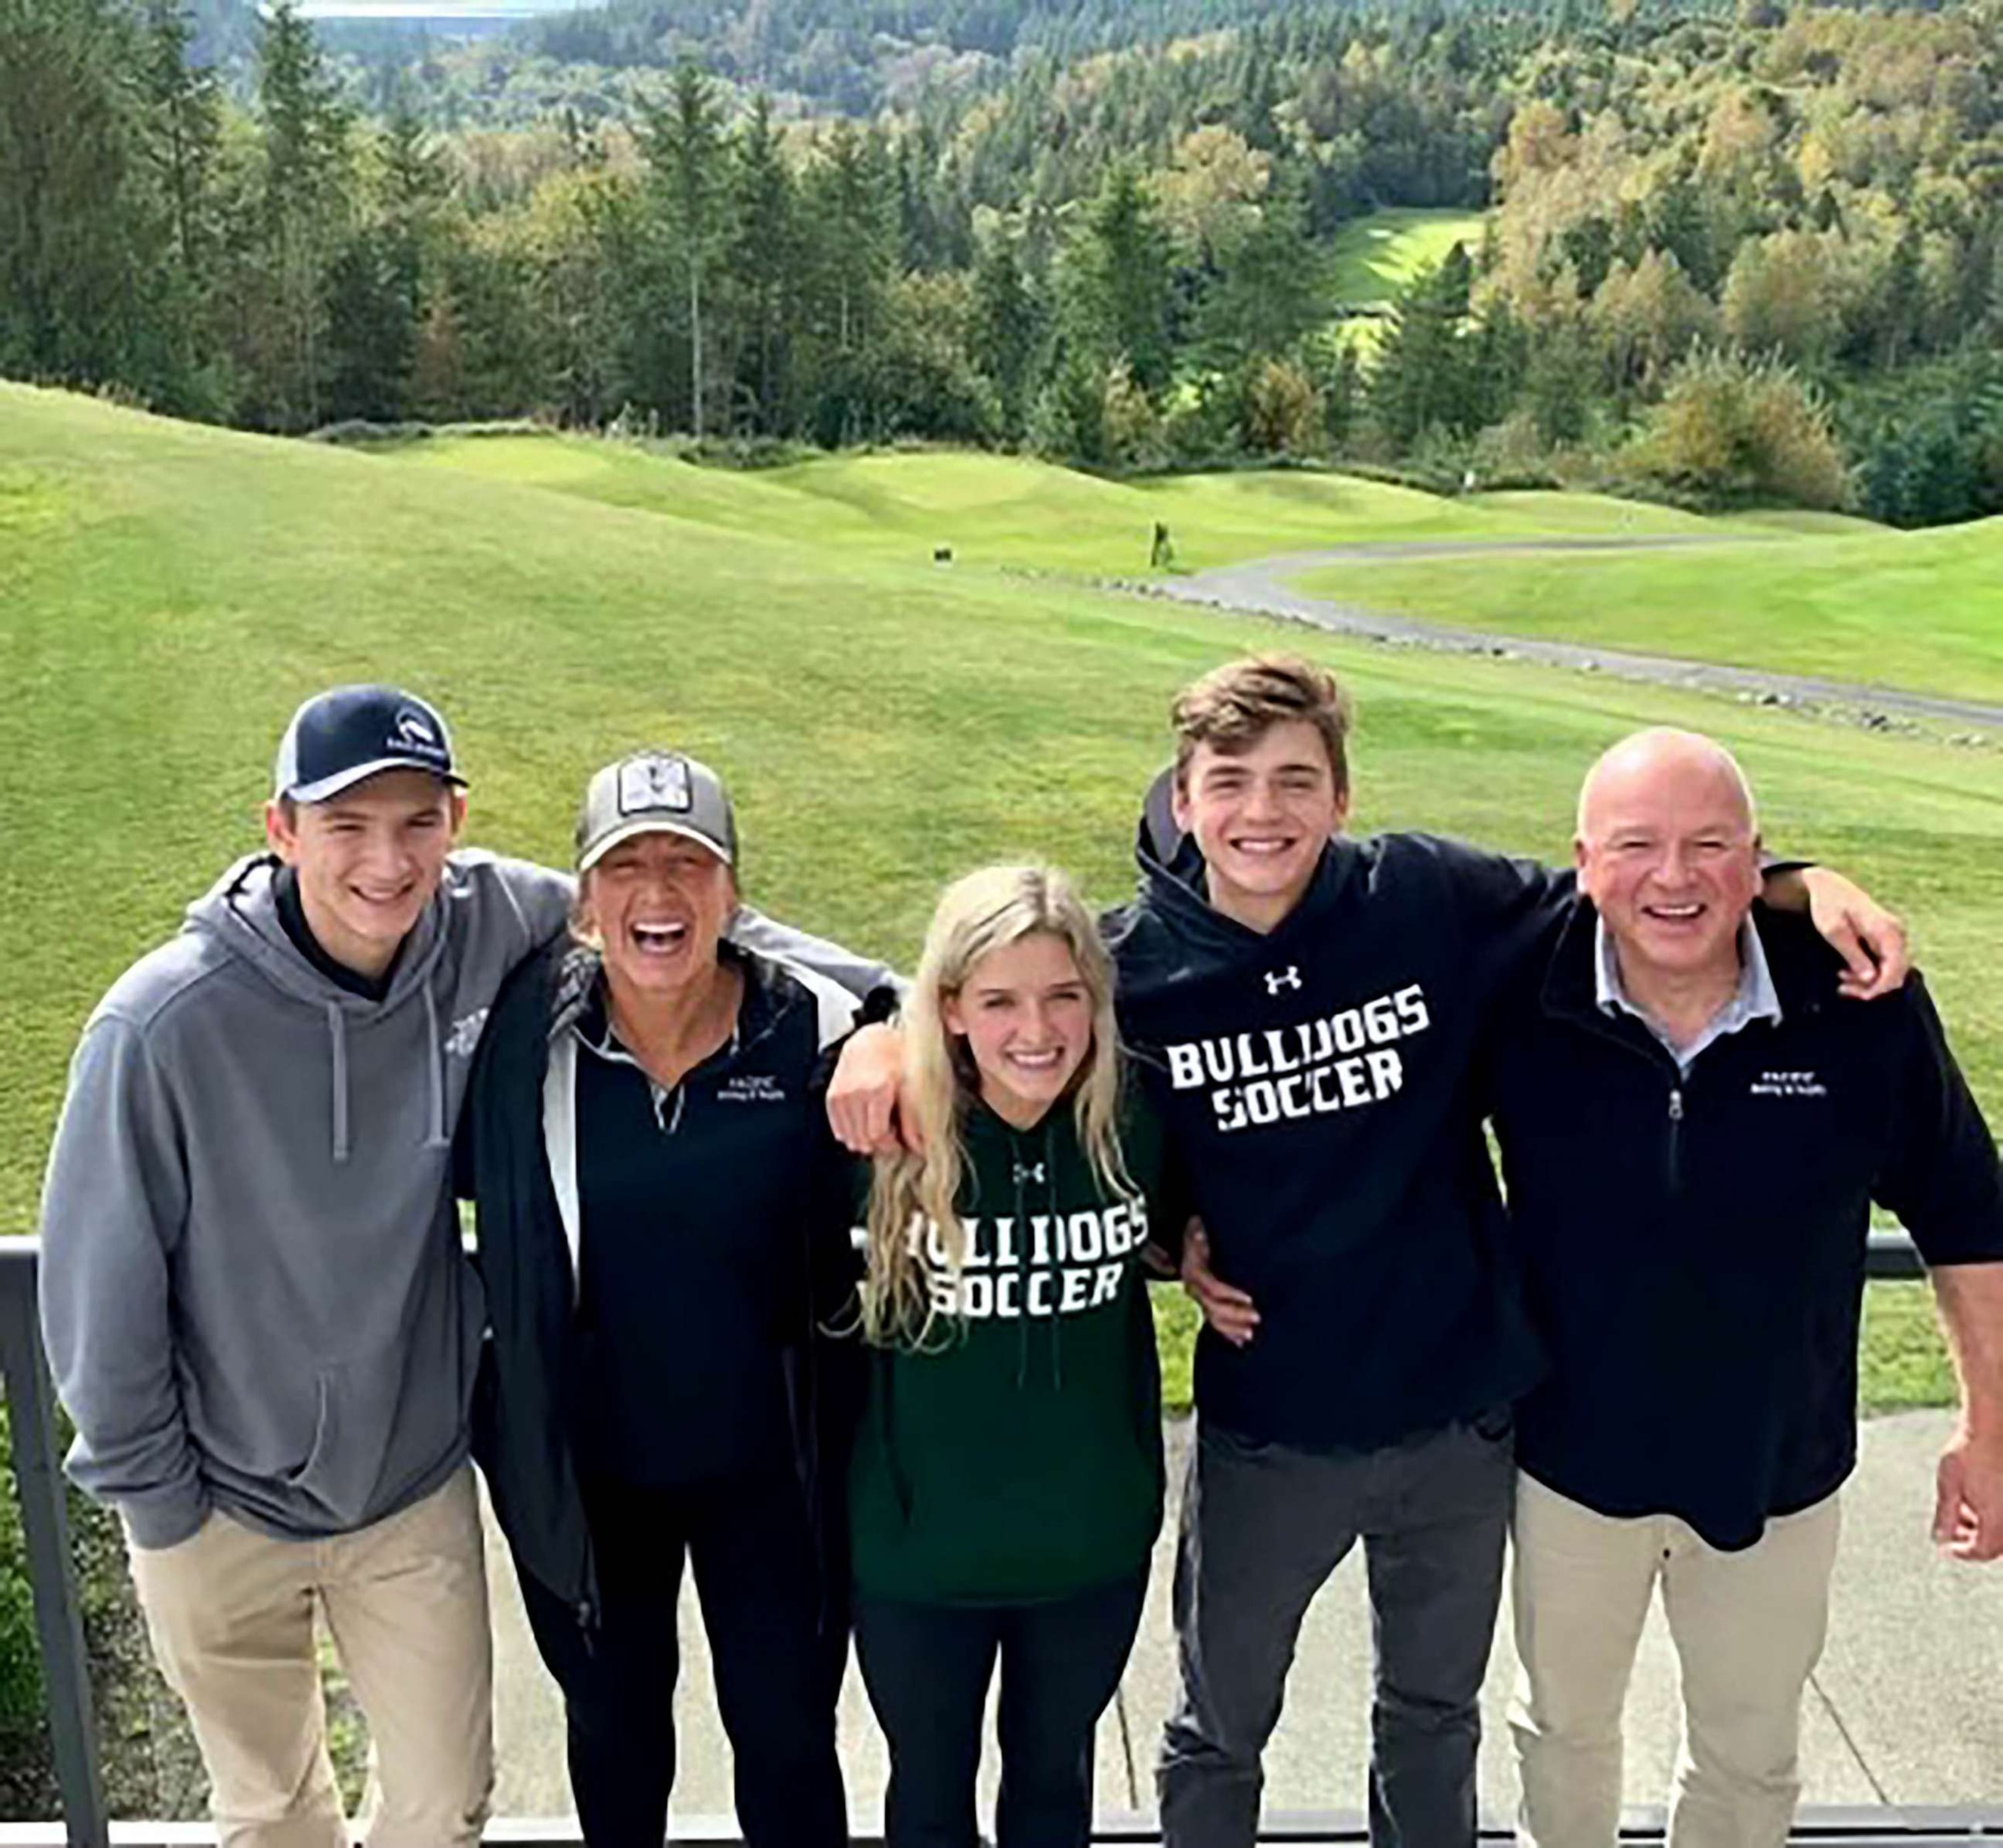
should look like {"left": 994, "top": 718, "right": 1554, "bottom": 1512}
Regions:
{"left": 861, "top": 864, "right": 1133, "bottom": 1348}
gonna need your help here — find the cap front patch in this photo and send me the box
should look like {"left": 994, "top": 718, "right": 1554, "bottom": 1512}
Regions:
{"left": 619, "top": 755, "right": 692, "bottom": 815}
{"left": 392, "top": 705, "right": 448, "bottom": 761}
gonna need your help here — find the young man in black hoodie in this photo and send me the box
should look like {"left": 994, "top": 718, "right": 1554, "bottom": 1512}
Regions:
{"left": 830, "top": 654, "right": 1907, "bottom": 1848}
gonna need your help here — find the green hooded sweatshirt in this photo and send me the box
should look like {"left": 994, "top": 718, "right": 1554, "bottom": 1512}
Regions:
{"left": 849, "top": 1094, "right": 1169, "bottom": 1606}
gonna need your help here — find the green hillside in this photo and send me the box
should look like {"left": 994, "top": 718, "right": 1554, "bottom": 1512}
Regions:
{"left": 5, "top": 383, "right": 1998, "bottom": 1418}
{"left": 388, "top": 431, "right": 1805, "bottom": 574}
{"left": 1318, "top": 207, "right": 1488, "bottom": 360}
{"left": 1292, "top": 519, "right": 2003, "bottom": 705}
{"left": 1325, "top": 208, "right": 1489, "bottom": 310}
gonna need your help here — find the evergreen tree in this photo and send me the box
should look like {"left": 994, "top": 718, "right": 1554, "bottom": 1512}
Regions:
{"left": 1058, "top": 161, "right": 1174, "bottom": 394}
{"left": 0, "top": 0, "right": 166, "bottom": 388}
{"left": 726, "top": 94, "right": 798, "bottom": 437}
{"left": 639, "top": 63, "right": 725, "bottom": 436}
{"left": 801, "top": 121, "right": 897, "bottom": 444}
{"left": 971, "top": 231, "right": 1044, "bottom": 441}
{"left": 1198, "top": 184, "right": 1323, "bottom": 370}
{"left": 258, "top": 0, "right": 351, "bottom": 427}
{"left": 139, "top": 0, "right": 220, "bottom": 293}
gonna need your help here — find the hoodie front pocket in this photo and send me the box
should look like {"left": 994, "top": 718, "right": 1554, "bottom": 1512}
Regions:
{"left": 281, "top": 1373, "right": 340, "bottom": 1501}
{"left": 278, "top": 1345, "right": 459, "bottom": 1527}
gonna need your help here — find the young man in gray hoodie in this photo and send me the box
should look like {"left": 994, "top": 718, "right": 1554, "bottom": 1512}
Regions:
{"left": 37, "top": 684, "right": 893, "bottom": 1848}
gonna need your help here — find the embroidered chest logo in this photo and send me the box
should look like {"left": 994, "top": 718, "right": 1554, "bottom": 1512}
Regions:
{"left": 1749, "top": 1069, "right": 1828, "bottom": 1099}
{"left": 719, "top": 1073, "right": 786, "bottom": 1104}
{"left": 1013, "top": 1161, "right": 1047, "bottom": 1184}
{"left": 443, "top": 1008, "right": 489, "bottom": 1060}
{"left": 1264, "top": 965, "right": 1303, "bottom": 995}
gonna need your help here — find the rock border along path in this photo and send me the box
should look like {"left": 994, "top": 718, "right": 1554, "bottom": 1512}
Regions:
{"left": 1126, "top": 537, "right": 2003, "bottom": 737}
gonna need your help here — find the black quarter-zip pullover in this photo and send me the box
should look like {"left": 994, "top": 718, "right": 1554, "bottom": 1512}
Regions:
{"left": 1489, "top": 902, "right": 2003, "bottom": 1549}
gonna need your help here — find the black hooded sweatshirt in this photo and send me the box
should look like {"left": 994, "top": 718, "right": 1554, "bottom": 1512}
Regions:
{"left": 1105, "top": 814, "right": 1564, "bottom": 1453}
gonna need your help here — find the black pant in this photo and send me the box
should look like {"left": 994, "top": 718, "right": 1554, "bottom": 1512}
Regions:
{"left": 517, "top": 1467, "right": 848, "bottom": 1847}
{"left": 1157, "top": 1416, "right": 1515, "bottom": 1848}
{"left": 854, "top": 1568, "right": 1148, "bottom": 1848}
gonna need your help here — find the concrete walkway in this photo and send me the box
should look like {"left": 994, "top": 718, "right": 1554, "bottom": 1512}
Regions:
{"left": 486, "top": 1409, "right": 2003, "bottom": 1832}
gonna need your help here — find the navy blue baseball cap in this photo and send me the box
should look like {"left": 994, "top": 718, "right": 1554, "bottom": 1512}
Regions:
{"left": 271, "top": 685, "right": 466, "bottom": 803}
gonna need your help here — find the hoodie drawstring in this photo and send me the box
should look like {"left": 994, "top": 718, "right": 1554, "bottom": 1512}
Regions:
{"left": 1013, "top": 1153, "right": 1031, "bottom": 1390}
{"left": 423, "top": 985, "right": 449, "bottom": 1151}
{"left": 326, "top": 986, "right": 448, "bottom": 1160}
{"left": 325, "top": 1003, "right": 351, "bottom": 1164}
{"left": 1043, "top": 1120, "right": 1063, "bottom": 1394}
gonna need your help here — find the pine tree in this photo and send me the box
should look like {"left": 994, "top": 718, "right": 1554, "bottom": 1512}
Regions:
{"left": 1059, "top": 161, "right": 1174, "bottom": 395}
{"left": 258, "top": 0, "right": 351, "bottom": 427}
{"left": 138, "top": 0, "right": 220, "bottom": 291}
{"left": 727, "top": 94, "right": 797, "bottom": 436}
{"left": 0, "top": 0, "right": 162, "bottom": 385}
{"left": 971, "top": 232, "right": 1044, "bottom": 441}
{"left": 640, "top": 63, "right": 725, "bottom": 437}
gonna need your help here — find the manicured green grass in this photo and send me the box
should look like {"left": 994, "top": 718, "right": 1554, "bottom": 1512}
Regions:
{"left": 392, "top": 431, "right": 1806, "bottom": 574}
{"left": 1860, "top": 1280, "right": 1958, "bottom": 1415}
{"left": 1293, "top": 520, "right": 2003, "bottom": 703}
{"left": 1317, "top": 206, "right": 1488, "bottom": 360}
{"left": 1324, "top": 207, "right": 1489, "bottom": 310}
{"left": 5, "top": 382, "right": 1993, "bottom": 1416}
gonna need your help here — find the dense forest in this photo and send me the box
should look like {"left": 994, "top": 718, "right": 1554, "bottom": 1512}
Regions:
{"left": 3, "top": 0, "right": 2000, "bottom": 524}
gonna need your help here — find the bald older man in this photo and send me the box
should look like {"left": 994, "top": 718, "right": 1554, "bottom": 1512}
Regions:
{"left": 1487, "top": 729, "right": 2003, "bottom": 1848}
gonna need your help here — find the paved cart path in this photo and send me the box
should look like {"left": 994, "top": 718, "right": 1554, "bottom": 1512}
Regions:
{"left": 1131, "top": 538, "right": 2003, "bottom": 733}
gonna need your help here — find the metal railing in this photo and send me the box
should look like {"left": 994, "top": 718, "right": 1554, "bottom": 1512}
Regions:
{"left": 0, "top": 1234, "right": 1944, "bottom": 1847}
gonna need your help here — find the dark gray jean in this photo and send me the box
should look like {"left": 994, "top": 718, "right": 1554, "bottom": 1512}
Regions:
{"left": 1156, "top": 1413, "right": 1515, "bottom": 1848}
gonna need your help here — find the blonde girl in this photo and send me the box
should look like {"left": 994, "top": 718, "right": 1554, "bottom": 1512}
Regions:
{"left": 846, "top": 864, "right": 1178, "bottom": 1848}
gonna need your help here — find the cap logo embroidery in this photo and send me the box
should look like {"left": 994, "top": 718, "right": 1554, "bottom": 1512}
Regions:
{"left": 1264, "top": 965, "right": 1303, "bottom": 995}
{"left": 391, "top": 707, "right": 445, "bottom": 757}
{"left": 619, "top": 756, "right": 692, "bottom": 815}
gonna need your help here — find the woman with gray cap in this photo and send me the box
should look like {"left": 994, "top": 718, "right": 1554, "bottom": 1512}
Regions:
{"left": 458, "top": 748, "right": 874, "bottom": 1847}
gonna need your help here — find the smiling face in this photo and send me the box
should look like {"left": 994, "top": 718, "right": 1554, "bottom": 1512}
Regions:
{"left": 1171, "top": 718, "right": 1348, "bottom": 933}
{"left": 265, "top": 769, "right": 463, "bottom": 979}
{"left": 942, "top": 931, "right": 1095, "bottom": 1129}
{"left": 580, "top": 829, "right": 737, "bottom": 1005}
{"left": 1576, "top": 731, "right": 1761, "bottom": 986}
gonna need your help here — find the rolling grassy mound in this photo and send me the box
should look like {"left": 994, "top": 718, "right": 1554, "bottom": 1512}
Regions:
{"left": 388, "top": 430, "right": 1822, "bottom": 573}
{"left": 5, "top": 381, "right": 1997, "bottom": 1411}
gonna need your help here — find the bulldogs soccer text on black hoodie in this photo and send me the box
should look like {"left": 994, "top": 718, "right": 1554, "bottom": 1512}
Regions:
{"left": 1105, "top": 812, "right": 1567, "bottom": 1453}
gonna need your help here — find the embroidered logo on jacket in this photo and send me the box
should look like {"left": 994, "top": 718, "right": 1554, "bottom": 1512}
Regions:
{"left": 1749, "top": 1069, "right": 1828, "bottom": 1098}
{"left": 719, "top": 1073, "right": 786, "bottom": 1104}
{"left": 443, "top": 1008, "right": 490, "bottom": 1060}
{"left": 1264, "top": 965, "right": 1303, "bottom": 995}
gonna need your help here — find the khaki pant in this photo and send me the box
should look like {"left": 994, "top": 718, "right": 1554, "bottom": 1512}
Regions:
{"left": 126, "top": 1467, "right": 494, "bottom": 1848}
{"left": 1509, "top": 1471, "right": 1841, "bottom": 1848}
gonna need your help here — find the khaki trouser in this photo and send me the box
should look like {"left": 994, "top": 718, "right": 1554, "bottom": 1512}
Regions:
{"left": 126, "top": 1467, "right": 494, "bottom": 1848}
{"left": 1509, "top": 1471, "right": 1841, "bottom": 1848}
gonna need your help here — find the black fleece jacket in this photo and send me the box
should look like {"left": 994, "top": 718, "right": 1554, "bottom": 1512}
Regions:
{"left": 457, "top": 937, "right": 864, "bottom": 1630}
{"left": 1105, "top": 819, "right": 1565, "bottom": 1452}
{"left": 1489, "top": 902, "right": 2003, "bottom": 1549}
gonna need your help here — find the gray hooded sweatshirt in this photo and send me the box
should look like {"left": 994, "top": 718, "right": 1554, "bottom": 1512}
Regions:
{"left": 39, "top": 849, "right": 897, "bottom": 1551}
{"left": 38, "top": 849, "right": 574, "bottom": 1549}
